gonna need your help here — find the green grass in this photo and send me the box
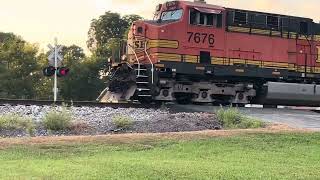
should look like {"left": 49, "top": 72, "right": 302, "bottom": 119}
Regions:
{"left": 216, "top": 107, "right": 266, "bottom": 129}
{"left": 0, "top": 133, "right": 320, "bottom": 179}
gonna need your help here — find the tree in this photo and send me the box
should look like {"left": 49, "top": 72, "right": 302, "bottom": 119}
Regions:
{"left": 33, "top": 52, "right": 54, "bottom": 100}
{"left": 0, "top": 33, "right": 40, "bottom": 99}
{"left": 122, "top": 14, "right": 143, "bottom": 28}
{"left": 61, "top": 45, "right": 85, "bottom": 67}
{"left": 87, "top": 12, "right": 142, "bottom": 57}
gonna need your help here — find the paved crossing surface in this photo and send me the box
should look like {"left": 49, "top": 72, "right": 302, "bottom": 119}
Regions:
{"left": 170, "top": 105, "right": 320, "bottom": 131}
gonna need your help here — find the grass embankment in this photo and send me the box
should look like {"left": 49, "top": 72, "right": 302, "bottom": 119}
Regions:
{"left": 0, "top": 131, "right": 319, "bottom": 179}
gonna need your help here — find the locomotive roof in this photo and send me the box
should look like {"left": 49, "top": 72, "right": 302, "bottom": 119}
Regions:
{"left": 180, "top": 1, "right": 225, "bottom": 10}
{"left": 178, "top": 1, "right": 314, "bottom": 22}
{"left": 227, "top": 7, "right": 313, "bottom": 22}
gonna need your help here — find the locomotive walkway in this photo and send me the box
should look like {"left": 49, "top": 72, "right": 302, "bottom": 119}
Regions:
{"left": 170, "top": 105, "right": 320, "bottom": 131}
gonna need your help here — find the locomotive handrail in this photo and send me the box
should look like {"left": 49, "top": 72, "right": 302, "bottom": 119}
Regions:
{"left": 128, "top": 44, "right": 141, "bottom": 76}
{"left": 145, "top": 41, "right": 154, "bottom": 84}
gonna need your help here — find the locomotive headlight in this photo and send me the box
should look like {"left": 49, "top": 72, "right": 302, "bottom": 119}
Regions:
{"left": 172, "top": 69, "right": 177, "bottom": 72}
{"left": 137, "top": 27, "right": 143, "bottom": 34}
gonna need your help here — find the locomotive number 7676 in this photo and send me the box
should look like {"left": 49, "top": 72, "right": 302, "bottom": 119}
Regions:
{"left": 187, "top": 32, "right": 215, "bottom": 46}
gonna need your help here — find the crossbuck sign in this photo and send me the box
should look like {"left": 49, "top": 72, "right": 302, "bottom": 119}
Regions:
{"left": 48, "top": 44, "right": 63, "bottom": 67}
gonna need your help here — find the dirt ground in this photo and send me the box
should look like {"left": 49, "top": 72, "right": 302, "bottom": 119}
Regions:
{"left": 0, "top": 124, "right": 312, "bottom": 149}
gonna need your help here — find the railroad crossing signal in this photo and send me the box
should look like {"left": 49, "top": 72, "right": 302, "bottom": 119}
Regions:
{"left": 42, "top": 66, "right": 70, "bottom": 77}
{"left": 44, "top": 38, "right": 68, "bottom": 103}
{"left": 48, "top": 44, "right": 63, "bottom": 67}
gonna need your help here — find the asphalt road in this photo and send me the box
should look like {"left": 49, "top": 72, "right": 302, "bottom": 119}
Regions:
{"left": 169, "top": 105, "right": 320, "bottom": 131}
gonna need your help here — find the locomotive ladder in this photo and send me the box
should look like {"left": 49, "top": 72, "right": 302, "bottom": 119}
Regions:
{"left": 128, "top": 43, "right": 154, "bottom": 101}
{"left": 136, "top": 66, "right": 152, "bottom": 99}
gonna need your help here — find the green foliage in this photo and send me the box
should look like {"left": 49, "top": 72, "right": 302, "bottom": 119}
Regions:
{"left": 61, "top": 45, "right": 85, "bottom": 67}
{"left": 0, "top": 33, "right": 40, "bottom": 99}
{"left": 43, "top": 108, "right": 72, "bottom": 131}
{"left": 112, "top": 115, "right": 134, "bottom": 130}
{"left": 0, "top": 114, "right": 35, "bottom": 135}
{"left": 216, "top": 107, "right": 265, "bottom": 129}
{"left": 87, "top": 12, "right": 142, "bottom": 56}
{"left": 0, "top": 133, "right": 320, "bottom": 179}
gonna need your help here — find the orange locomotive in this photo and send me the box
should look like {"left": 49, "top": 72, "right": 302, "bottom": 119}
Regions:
{"left": 98, "top": 0, "right": 320, "bottom": 106}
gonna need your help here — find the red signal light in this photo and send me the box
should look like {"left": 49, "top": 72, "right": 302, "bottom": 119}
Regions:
{"left": 57, "top": 67, "right": 70, "bottom": 77}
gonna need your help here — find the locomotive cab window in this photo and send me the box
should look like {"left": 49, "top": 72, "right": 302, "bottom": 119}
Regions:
{"left": 161, "top": 9, "right": 183, "bottom": 21}
{"left": 190, "top": 8, "right": 222, "bottom": 27}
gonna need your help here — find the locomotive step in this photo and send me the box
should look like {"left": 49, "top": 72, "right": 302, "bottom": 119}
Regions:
{"left": 137, "top": 88, "right": 151, "bottom": 91}
{"left": 136, "top": 75, "right": 148, "bottom": 78}
{"left": 138, "top": 95, "right": 152, "bottom": 97}
{"left": 136, "top": 82, "right": 149, "bottom": 84}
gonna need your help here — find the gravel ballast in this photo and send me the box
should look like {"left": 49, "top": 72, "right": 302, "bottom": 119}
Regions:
{"left": 0, "top": 104, "right": 220, "bottom": 137}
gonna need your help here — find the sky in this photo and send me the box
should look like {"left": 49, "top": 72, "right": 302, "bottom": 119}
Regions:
{"left": 0, "top": 0, "right": 319, "bottom": 53}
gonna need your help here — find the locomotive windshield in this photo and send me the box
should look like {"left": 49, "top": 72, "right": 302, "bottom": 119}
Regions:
{"left": 160, "top": 9, "right": 183, "bottom": 21}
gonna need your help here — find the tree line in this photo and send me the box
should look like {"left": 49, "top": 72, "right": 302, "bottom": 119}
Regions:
{"left": 0, "top": 12, "right": 142, "bottom": 101}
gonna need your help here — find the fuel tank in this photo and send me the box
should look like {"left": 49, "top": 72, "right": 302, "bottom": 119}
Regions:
{"left": 258, "top": 82, "right": 320, "bottom": 106}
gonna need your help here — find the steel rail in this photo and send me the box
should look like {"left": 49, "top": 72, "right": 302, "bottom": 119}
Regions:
{"left": 0, "top": 99, "right": 159, "bottom": 109}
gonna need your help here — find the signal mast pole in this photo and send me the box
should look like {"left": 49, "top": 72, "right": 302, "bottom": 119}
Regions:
{"left": 47, "top": 38, "right": 64, "bottom": 103}
{"left": 54, "top": 38, "right": 58, "bottom": 103}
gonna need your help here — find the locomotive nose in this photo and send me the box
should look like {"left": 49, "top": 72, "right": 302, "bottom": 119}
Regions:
{"left": 129, "top": 21, "right": 149, "bottom": 50}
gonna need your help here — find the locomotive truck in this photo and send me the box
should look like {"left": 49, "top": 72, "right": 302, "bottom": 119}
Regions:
{"left": 98, "top": 0, "right": 320, "bottom": 106}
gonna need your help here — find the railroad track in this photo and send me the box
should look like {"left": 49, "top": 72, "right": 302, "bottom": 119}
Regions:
{"left": 0, "top": 99, "right": 159, "bottom": 109}
{"left": 1, "top": 98, "right": 319, "bottom": 113}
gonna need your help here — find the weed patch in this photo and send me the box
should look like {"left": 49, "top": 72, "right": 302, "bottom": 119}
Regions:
{"left": 43, "top": 108, "right": 72, "bottom": 131}
{"left": 0, "top": 114, "right": 35, "bottom": 135}
{"left": 216, "top": 107, "right": 265, "bottom": 129}
{"left": 112, "top": 115, "right": 134, "bottom": 130}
